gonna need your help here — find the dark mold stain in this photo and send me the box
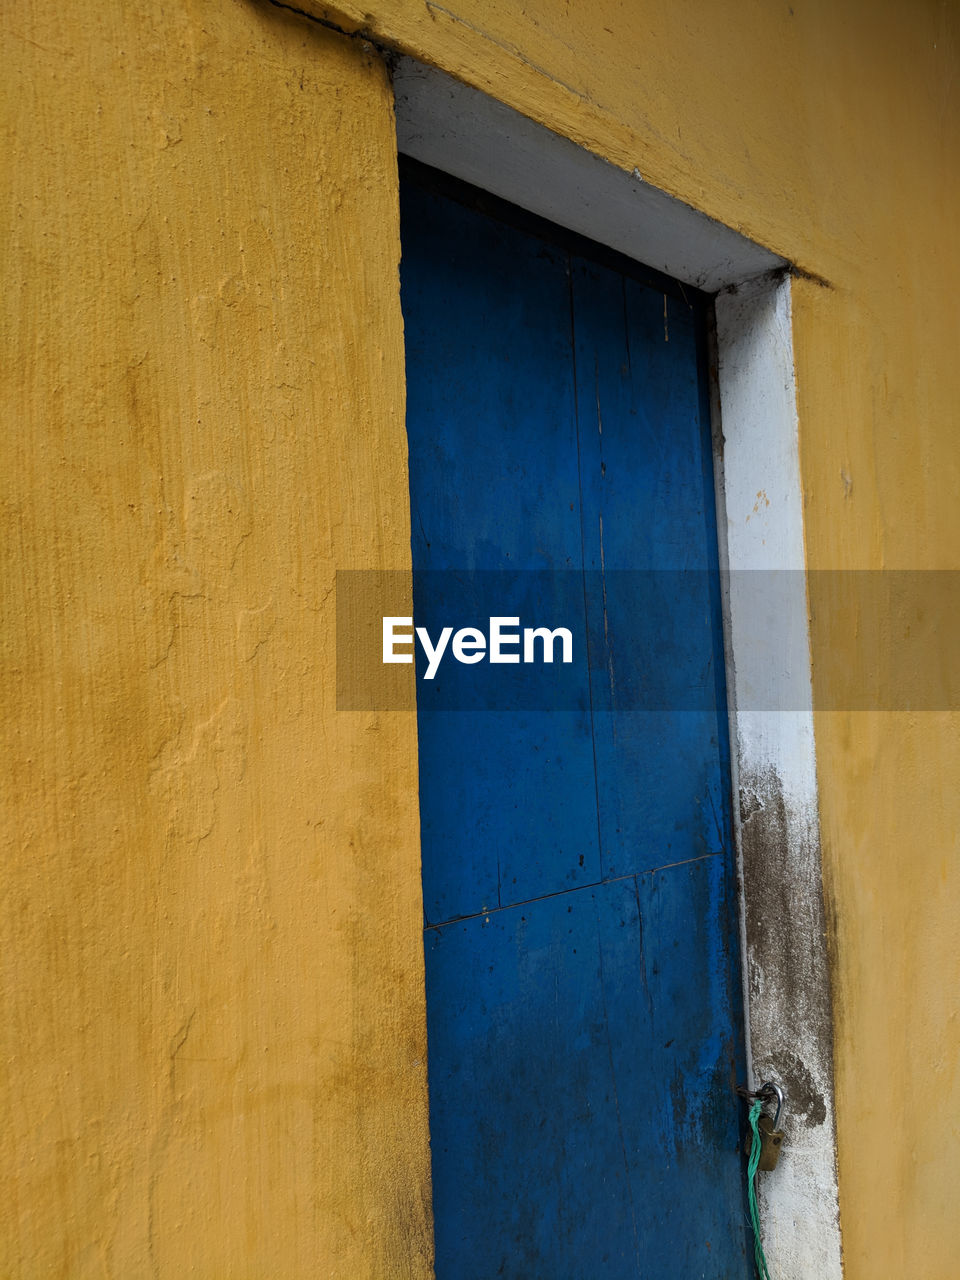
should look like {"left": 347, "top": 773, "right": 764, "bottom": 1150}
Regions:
{"left": 739, "top": 762, "right": 836, "bottom": 1133}
{"left": 777, "top": 1048, "right": 828, "bottom": 1129}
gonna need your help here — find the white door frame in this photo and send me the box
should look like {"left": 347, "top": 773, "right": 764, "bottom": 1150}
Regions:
{"left": 393, "top": 57, "right": 843, "bottom": 1279}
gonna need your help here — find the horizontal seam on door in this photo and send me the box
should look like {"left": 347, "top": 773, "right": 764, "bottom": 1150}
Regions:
{"left": 424, "top": 849, "right": 724, "bottom": 931}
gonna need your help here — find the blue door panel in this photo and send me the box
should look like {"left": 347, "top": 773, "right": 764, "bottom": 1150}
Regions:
{"left": 425, "top": 882, "right": 647, "bottom": 1279}
{"left": 571, "top": 263, "right": 711, "bottom": 572}
{"left": 400, "top": 164, "right": 749, "bottom": 1277}
{"left": 416, "top": 707, "right": 599, "bottom": 923}
{"left": 626, "top": 856, "right": 747, "bottom": 1260}
{"left": 569, "top": 257, "right": 732, "bottom": 882}
{"left": 424, "top": 858, "right": 746, "bottom": 1277}
{"left": 402, "top": 186, "right": 583, "bottom": 574}
{"left": 403, "top": 183, "right": 602, "bottom": 920}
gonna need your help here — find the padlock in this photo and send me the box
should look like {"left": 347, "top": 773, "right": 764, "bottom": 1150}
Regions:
{"left": 746, "top": 1080, "right": 785, "bottom": 1172}
{"left": 750, "top": 1110, "right": 785, "bottom": 1171}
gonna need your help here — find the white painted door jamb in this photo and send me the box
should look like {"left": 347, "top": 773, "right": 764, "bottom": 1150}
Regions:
{"left": 713, "top": 278, "right": 842, "bottom": 1278}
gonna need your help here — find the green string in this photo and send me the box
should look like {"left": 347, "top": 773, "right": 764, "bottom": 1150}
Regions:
{"left": 747, "top": 1100, "right": 773, "bottom": 1280}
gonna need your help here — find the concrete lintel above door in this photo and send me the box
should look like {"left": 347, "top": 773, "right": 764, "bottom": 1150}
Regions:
{"left": 393, "top": 58, "right": 785, "bottom": 293}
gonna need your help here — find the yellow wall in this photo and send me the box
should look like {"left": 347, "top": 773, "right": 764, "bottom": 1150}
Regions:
{"left": 2, "top": 2, "right": 431, "bottom": 1275}
{"left": 4, "top": 0, "right": 959, "bottom": 1274}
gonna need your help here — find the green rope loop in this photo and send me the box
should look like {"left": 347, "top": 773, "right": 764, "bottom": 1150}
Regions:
{"left": 747, "top": 1099, "right": 773, "bottom": 1280}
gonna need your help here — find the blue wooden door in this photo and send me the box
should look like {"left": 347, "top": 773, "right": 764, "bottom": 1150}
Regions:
{"left": 400, "top": 161, "right": 750, "bottom": 1278}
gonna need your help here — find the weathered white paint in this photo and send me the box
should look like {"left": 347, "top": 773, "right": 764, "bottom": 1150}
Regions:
{"left": 715, "top": 277, "right": 843, "bottom": 1279}
{"left": 393, "top": 58, "right": 784, "bottom": 290}
{"left": 394, "top": 61, "right": 843, "bottom": 1278}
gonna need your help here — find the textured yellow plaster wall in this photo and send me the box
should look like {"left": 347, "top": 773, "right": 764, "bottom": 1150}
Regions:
{"left": 265, "top": 0, "right": 960, "bottom": 1273}
{"left": 5, "top": 0, "right": 960, "bottom": 1274}
{"left": 1, "top": 1, "right": 431, "bottom": 1275}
